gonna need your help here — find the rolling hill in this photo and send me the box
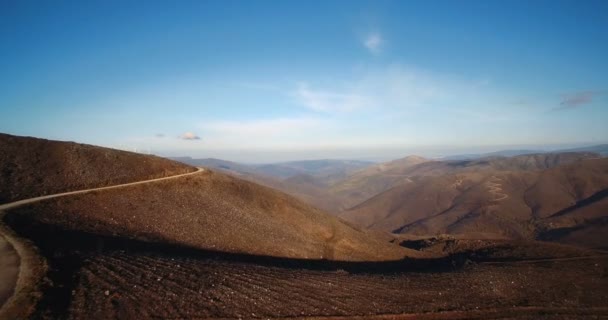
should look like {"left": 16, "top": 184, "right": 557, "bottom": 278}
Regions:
{"left": 0, "top": 133, "right": 196, "bottom": 203}
{"left": 341, "top": 157, "right": 608, "bottom": 248}
{"left": 172, "top": 157, "right": 372, "bottom": 212}
{"left": 2, "top": 134, "right": 412, "bottom": 262}
{"left": 441, "top": 144, "right": 608, "bottom": 160}
{"left": 330, "top": 152, "right": 597, "bottom": 211}
{"left": 2, "top": 134, "right": 606, "bottom": 319}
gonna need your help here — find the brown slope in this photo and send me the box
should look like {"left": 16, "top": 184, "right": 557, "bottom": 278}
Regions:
{"left": 341, "top": 158, "right": 608, "bottom": 247}
{"left": 7, "top": 169, "right": 414, "bottom": 261}
{"left": 329, "top": 153, "right": 596, "bottom": 211}
{"left": 0, "top": 133, "right": 195, "bottom": 203}
{"left": 199, "top": 167, "right": 344, "bottom": 213}
{"left": 329, "top": 156, "right": 429, "bottom": 210}
{"left": 172, "top": 157, "right": 345, "bottom": 213}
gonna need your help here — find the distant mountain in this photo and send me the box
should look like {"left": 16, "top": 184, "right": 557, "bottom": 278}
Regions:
{"left": 442, "top": 149, "right": 543, "bottom": 160}
{"left": 3, "top": 134, "right": 412, "bottom": 262}
{"left": 170, "top": 157, "right": 374, "bottom": 213}
{"left": 442, "top": 144, "right": 608, "bottom": 160}
{"left": 329, "top": 156, "right": 430, "bottom": 210}
{"left": 251, "top": 159, "right": 374, "bottom": 184}
{"left": 555, "top": 144, "right": 608, "bottom": 156}
{"left": 329, "top": 152, "right": 598, "bottom": 211}
{"left": 340, "top": 156, "right": 608, "bottom": 249}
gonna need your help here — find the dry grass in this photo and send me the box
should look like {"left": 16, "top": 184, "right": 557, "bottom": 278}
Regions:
{"left": 9, "top": 170, "right": 415, "bottom": 262}
{"left": 0, "top": 133, "right": 195, "bottom": 203}
{"left": 341, "top": 158, "right": 608, "bottom": 248}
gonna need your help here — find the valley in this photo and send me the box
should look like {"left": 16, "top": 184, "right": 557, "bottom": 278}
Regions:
{"left": 1, "top": 134, "right": 607, "bottom": 319}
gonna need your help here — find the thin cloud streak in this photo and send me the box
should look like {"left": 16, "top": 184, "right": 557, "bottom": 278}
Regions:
{"left": 554, "top": 90, "right": 606, "bottom": 110}
{"left": 293, "top": 83, "right": 373, "bottom": 113}
{"left": 363, "top": 32, "right": 383, "bottom": 54}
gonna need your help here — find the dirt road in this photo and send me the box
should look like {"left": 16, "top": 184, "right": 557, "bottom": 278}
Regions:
{"left": 0, "top": 232, "right": 19, "bottom": 308}
{"left": 0, "top": 167, "right": 204, "bottom": 316}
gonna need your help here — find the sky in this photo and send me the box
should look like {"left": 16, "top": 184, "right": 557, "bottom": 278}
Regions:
{"left": 1, "top": 0, "right": 607, "bottom": 163}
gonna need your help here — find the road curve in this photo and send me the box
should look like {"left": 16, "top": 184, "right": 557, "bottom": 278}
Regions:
{"left": 0, "top": 167, "right": 205, "bottom": 317}
{"left": 0, "top": 167, "right": 205, "bottom": 211}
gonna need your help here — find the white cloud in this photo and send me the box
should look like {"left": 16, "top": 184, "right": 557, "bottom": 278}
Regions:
{"left": 179, "top": 132, "right": 201, "bottom": 140}
{"left": 198, "top": 117, "right": 329, "bottom": 149}
{"left": 291, "top": 65, "right": 522, "bottom": 122}
{"left": 363, "top": 32, "right": 383, "bottom": 54}
{"left": 292, "top": 83, "right": 373, "bottom": 113}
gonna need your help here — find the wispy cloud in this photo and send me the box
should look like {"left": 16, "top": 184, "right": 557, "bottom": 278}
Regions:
{"left": 363, "top": 32, "right": 383, "bottom": 54}
{"left": 205, "top": 118, "right": 320, "bottom": 137}
{"left": 555, "top": 90, "right": 605, "bottom": 110}
{"left": 199, "top": 117, "right": 327, "bottom": 149}
{"left": 293, "top": 83, "right": 373, "bottom": 113}
{"left": 155, "top": 133, "right": 165, "bottom": 138}
{"left": 179, "top": 132, "right": 201, "bottom": 140}
{"left": 291, "top": 65, "right": 521, "bottom": 121}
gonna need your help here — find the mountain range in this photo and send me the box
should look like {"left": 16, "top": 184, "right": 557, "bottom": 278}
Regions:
{"left": 173, "top": 150, "right": 608, "bottom": 249}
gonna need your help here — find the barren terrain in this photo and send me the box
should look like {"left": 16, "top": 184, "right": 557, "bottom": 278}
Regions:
{"left": 2, "top": 134, "right": 607, "bottom": 319}
{"left": 0, "top": 133, "right": 195, "bottom": 203}
{"left": 341, "top": 157, "right": 608, "bottom": 248}
{"left": 8, "top": 224, "right": 608, "bottom": 319}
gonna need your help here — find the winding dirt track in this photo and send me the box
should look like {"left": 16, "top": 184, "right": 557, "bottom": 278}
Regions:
{"left": 0, "top": 168, "right": 205, "bottom": 316}
{"left": 486, "top": 176, "right": 508, "bottom": 202}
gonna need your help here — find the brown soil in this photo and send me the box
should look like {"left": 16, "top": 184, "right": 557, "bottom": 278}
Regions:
{"left": 330, "top": 153, "right": 596, "bottom": 211}
{"left": 7, "top": 170, "right": 413, "bottom": 262}
{"left": 0, "top": 133, "right": 195, "bottom": 203}
{"left": 2, "top": 135, "right": 607, "bottom": 319}
{"left": 341, "top": 158, "right": 608, "bottom": 249}
{"left": 0, "top": 233, "right": 19, "bottom": 307}
{"left": 6, "top": 224, "right": 607, "bottom": 319}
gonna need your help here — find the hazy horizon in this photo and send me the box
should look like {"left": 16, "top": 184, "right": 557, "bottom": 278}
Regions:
{"left": 159, "top": 141, "right": 607, "bottom": 164}
{"left": 1, "top": 1, "right": 607, "bottom": 163}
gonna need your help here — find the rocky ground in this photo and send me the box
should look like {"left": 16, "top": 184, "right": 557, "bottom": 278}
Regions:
{"left": 17, "top": 229, "right": 608, "bottom": 319}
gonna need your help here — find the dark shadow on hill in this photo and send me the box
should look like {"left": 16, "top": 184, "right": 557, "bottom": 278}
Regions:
{"left": 549, "top": 188, "right": 608, "bottom": 218}
{"left": 537, "top": 216, "right": 608, "bottom": 251}
{"left": 3, "top": 211, "right": 476, "bottom": 318}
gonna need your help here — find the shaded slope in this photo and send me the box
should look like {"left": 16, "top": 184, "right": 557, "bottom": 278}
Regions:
{"left": 0, "top": 133, "right": 195, "bottom": 203}
{"left": 7, "top": 170, "right": 413, "bottom": 261}
{"left": 21, "top": 238, "right": 608, "bottom": 319}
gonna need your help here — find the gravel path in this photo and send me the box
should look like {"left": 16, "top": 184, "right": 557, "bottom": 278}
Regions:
{"left": 0, "top": 168, "right": 204, "bottom": 317}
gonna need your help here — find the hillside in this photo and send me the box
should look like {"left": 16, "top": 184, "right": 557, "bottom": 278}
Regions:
{"left": 172, "top": 157, "right": 366, "bottom": 212}
{"left": 0, "top": 133, "right": 196, "bottom": 203}
{"left": 7, "top": 170, "right": 412, "bottom": 261}
{"left": 328, "top": 156, "right": 429, "bottom": 210}
{"left": 341, "top": 157, "right": 608, "bottom": 248}
{"left": 441, "top": 144, "right": 608, "bottom": 160}
{"left": 252, "top": 159, "right": 373, "bottom": 184}
{"left": 330, "top": 153, "right": 596, "bottom": 210}
{"left": 173, "top": 157, "right": 373, "bottom": 183}
{"left": 1, "top": 135, "right": 606, "bottom": 319}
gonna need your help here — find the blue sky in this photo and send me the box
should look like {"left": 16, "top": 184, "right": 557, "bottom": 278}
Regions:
{"left": 1, "top": 0, "right": 607, "bottom": 162}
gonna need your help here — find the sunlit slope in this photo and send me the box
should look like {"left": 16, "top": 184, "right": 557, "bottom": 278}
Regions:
{"left": 0, "top": 133, "right": 195, "bottom": 203}
{"left": 341, "top": 157, "right": 608, "bottom": 248}
{"left": 9, "top": 170, "right": 415, "bottom": 261}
